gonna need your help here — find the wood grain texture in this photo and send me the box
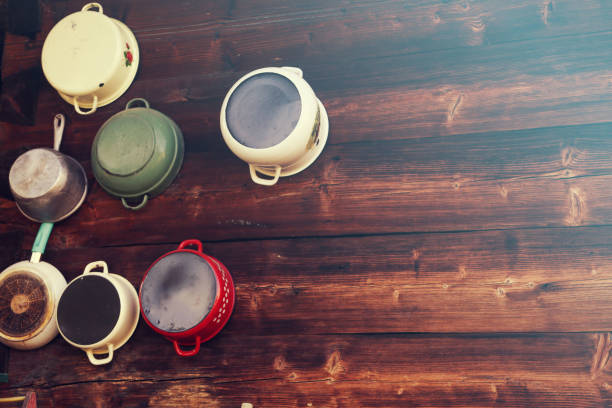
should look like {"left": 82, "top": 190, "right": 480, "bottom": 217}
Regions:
{"left": 2, "top": 0, "right": 612, "bottom": 406}
{"left": 6, "top": 333, "right": 612, "bottom": 407}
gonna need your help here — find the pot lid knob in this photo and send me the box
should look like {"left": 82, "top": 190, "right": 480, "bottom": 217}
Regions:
{"left": 95, "top": 113, "right": 156, "bottom": 176}
{"left": 0, "top": 272, "right": 50, "bottom": 340}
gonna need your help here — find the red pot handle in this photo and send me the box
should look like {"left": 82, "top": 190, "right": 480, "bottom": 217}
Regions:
{"left": 173, "top": 337, "right": 201, "bottom": 357}
{"left": 178, "top": 239, "right": 203, "bottom": 253}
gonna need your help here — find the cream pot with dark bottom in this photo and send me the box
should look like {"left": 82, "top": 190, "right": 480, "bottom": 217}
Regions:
{"left": 41, "top": 3, "right": 139, "bottom": 115}
{"left": 57, "top": 261, "right": 139, "bottom": 365}
{"left": 91, "top": 98, "right": 185, "bottom": 210}
{"left": 220, "top": 66, "right": 329, "bottom": 186}
{"left": 0, "top": 223, "right": 66, "bottom": 350}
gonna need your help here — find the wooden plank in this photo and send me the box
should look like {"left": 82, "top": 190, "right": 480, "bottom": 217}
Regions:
{"left": 3, "top": 226, "right": 609, "bottom": 334}
{"left": 5, "top": 1, "right": 612, "bottom": 151}
{"left": 8, "top": 379, "right": 610, "bottom": 408}
{"left": 6, "top": 333, "right": 612, "bottom": 406}
{"left": 4, "top": 121, "right": 612, "bottom": 246}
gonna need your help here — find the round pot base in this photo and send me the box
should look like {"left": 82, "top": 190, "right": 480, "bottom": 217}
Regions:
{"left": 253, "top": 98, "right": 329, "bottom": 178}
{"left": 90, "top": 274, "right": 139, "bottom": 355}
{"left": 57, "top": 19, "right": 139, "bottom": 110}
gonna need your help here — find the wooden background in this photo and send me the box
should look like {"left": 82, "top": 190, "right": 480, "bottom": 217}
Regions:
{"left": 2, "top": 0, "right": 612, "bottom": 406}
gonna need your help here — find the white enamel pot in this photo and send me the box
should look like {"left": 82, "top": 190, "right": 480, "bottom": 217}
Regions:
{"left": 220, "top": 67, "right": 329, "bottom": 186}
{"left": 0, "top": 223, "right": 66, "bottom": 350}
{"left": 41, "top": 3, "right": 139, "bottom": 115}
{"left": 57, "top": 261, "right": 139, "bottom": 365}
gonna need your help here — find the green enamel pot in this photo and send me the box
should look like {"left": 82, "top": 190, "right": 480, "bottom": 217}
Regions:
{"left": 91, "top": 98, "right": 184, "bottom": 210}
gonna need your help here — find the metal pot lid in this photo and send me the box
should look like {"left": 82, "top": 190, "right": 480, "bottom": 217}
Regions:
{"left": 42, "top": 8, "right": 122, "bottom": 97}
{"left": 57, "top": 275, "right": 121, "bottom": 346}
{"left": 95, "top": 112, "right": 156, "bottom": 177}
{"left": 0, "top": 270, "right": 51, "bottom": 341}
{"left": 141, "top": 252, "right": 217, "bottom": 333}
{"left": 9, "top": 149, "right": 62, "bottom": 199}
{"left": 226, "top": 72, "right": 302, "bottom": 149}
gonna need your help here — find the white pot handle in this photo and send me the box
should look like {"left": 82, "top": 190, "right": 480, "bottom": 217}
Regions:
{"left": 83, "top": 260, "right": 108, "bottom": 275}
{"left": 74, "top": 95, "right": 98, "bottom": 115}
{"left": 249, "top": 164, "right": 281, "bottom": 186}
{"left": 82, "top": 3, "right": 103, "bottom": 13}
{"left": 86, "top": 344, "right": 114, "bottom": 365}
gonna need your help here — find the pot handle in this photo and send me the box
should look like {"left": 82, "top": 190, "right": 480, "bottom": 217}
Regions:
{"left": 82, "top": 2, "right": 103, "bottom": 13}
{"left": 281, "top": 66, "right": 303, "bottom": 78}
{"left": 74, "top": 95, "right": 98, "bottom": 115}
{"left": 83, "top": 260, "right": 108, "bottom": 275}
{"left": 53, "top": 114, "right": 64, "bottom": 151}
{"left": 249, "top": 164, "right": 281, "bottom": 186}
{"left": 178, "top": 239, "right": 203, "bottom": 253}
{"left": 30, "top": 222, "right": 54, "bottom": 264}
{"left": 125, "top": 98, "right": 150, "bottom": 110}
{"left": 86, "top": 344, "right": 114, "bottom": 365}
{"left": 121, "top": 195, "right": 148, "bottom": 210}
{"left": 173, "top": 337, "right": 201, "bottom": 357}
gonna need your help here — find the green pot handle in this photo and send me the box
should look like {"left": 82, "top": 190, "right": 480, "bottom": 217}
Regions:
{"left": 121, "top": 195, "right": 148, "bottom": 210}
{"left": 125, "top": 98, "right": 150, "bottom": 110}
{"left": 30, "top": 222, "right": 54, "bottom": 263}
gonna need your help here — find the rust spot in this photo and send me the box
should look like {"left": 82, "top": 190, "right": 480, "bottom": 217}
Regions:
{"left": 325, "top": 350, "right": 346, "bottom": 379}
{"left": 542, "top": 0, "right": 553, "bottom": 25}
{"left": 249, "top": 294, "right": 260, "bottom": 311}
{"left": 566, "top": 187, "right": 586, "bottom": 226}
{"left": 591, "top": 333, "right": 612, "bottom": 379}
{"left": 274, "top": 356, "right": 287, "bottom": 371}
{"left": 447, "top": 94, "right": 463, "bottom": 123}
{"left": 561, "top": 146, "right": 575, "bottom": 167}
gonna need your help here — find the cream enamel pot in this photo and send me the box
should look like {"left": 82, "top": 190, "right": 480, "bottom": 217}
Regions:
{"left": 139, "top": 240, "right": 235, "bottom": 357}
{"left": 41, "top": 3, "right": 139, "bottom": 115}
{"left": 220, "top": 66, "right": 329, "bottom": 186}
{"left": 0, "top": 223, "right": 66, "bottom": 350}
{"left": 9, "top": 114, "right": 88, "bottom": 223}
{"left": 56, "top": 261, "right": 139, "bottom": 365}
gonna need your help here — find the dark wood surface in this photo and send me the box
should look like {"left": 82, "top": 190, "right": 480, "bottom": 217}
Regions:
{"left": 2, "top": 0, "right": 612, "bottom": 406}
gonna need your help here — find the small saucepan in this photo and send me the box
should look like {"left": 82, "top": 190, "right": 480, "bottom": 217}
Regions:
{"left": 0, "top": 223, "right": 66, "bottom": 350}
{"left": 139, "top": 240, "right": 235, "bottom": 356}
{"left": 9, "top": 114, "right": 88, "bottom": 223}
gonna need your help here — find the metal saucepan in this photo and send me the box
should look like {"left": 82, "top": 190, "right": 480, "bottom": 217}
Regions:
{"left": 9, "top": 114, "right": 88, "bottom": 223}
{"left": 0, "top": 223, "right": 66, "bottom": 350}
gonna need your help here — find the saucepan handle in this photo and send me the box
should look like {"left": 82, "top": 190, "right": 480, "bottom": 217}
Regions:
{"left": 74, "top": 95, "right": 98, "bottom": 115}
{"left": 83, "top": 260, "right": 108, "bottom": 275}
{"left": 53, "top": 114, "right": 64, "bottom": 151}
{"left": 30, "top": 222, "right": 54, "bottom": 263}
{"left": 121, "top": 195, "right": 148, "bottom": 210}
{"left": 82, "top": 2, "right": 103, "bottom": 13}
{"left": 173, "top": 337, "right": 201, "bottom": 357}
{"left": 178, "top": 239, "right": 203, "bottom": 253}
{"left": 86, "top": 344, "right": 114, "bottom": 365}
{"left": 249, "top": 164, "right": 281, "bottom": 186}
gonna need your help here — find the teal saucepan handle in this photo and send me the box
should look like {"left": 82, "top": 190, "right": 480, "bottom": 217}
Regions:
{"left": 31, "top": 222, "right": 54, "bottom": 262}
